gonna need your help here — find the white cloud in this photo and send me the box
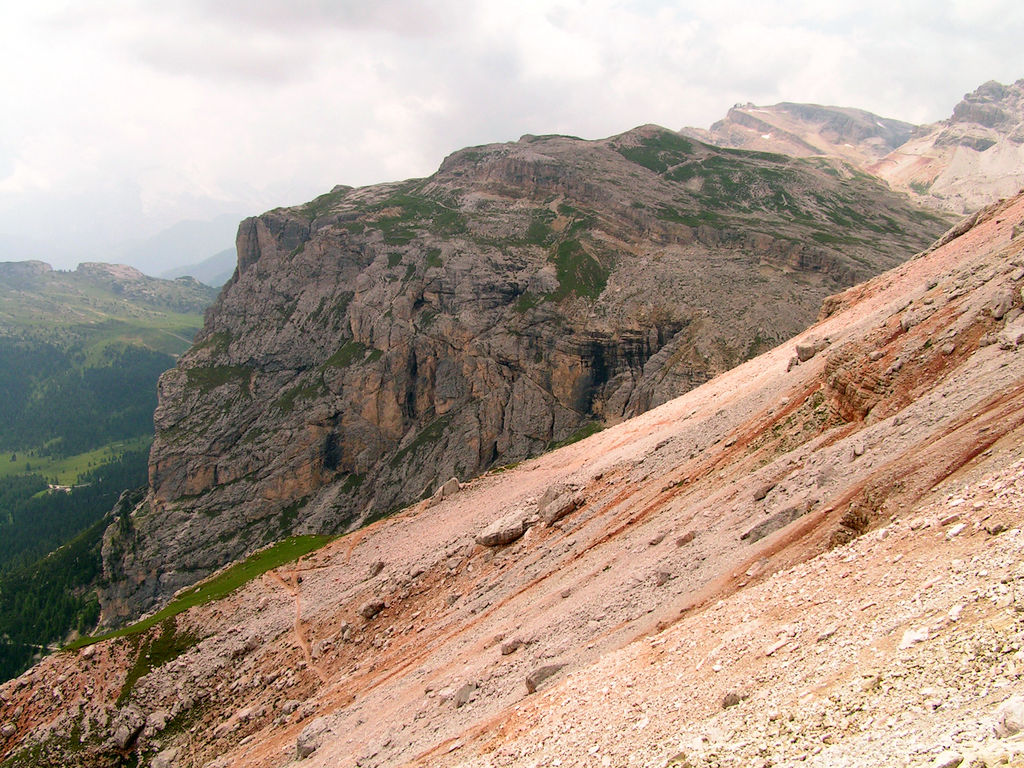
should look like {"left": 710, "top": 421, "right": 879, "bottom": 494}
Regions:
{"left": 1, "top": 0, "right": 1022, "bottom": 268}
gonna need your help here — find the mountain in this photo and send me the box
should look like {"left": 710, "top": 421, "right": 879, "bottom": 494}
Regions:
{"left": 683, "top": 102, "right": 916, "bottom": 168}
{"left": 109, "top": 214, "right": 241, "bottom": 277}
{"left": 95, "top": 125, "right": 949, "bottom": 624}
{"left": 871, "top": 79, "right": 1024, "bottom": 214}
{"left": 160, "top": 247, "right": 236, "bottom": 287}
{"left": 688, "top": 79, "right": 1024, "bottom": 215}
{"left": 0, "top": 262, "right": 218, "bottom": 680}
{"left": 3, "top": 186, "right": 1022, "bottom": 768}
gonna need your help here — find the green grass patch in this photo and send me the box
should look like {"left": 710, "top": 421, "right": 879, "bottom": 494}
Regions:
{"left": 322, "top": 340, "right": 369, "bottom": 368}
{"left": 550, "top": 239, "right": 608, "bottom": 301}
{"left": 302, "top": 187, "right": 351, "bottom": 220}
{"left": 184, "top": 365, "right": 252, "bottom": 394}
{"left": 273, "top": 381, "right": 324, "bottom": 414}
{"left": 191, "top": 330, "right": 232, "bottom": 355}
{"left": 66, "top": 534, "right": 334, "bottom": 650}
{"left": 514, "top": 292, "right": 542, "bottom": 313}
{"left": 425, "top": 248, "right": 443, "bottom": 268}
{"left": 391, "top": 415, "right": 452, "bottom": 466}
{"left": 387, "top": 252, "right": 403, "bottom": 267}
{"left": 0, "top": 436, "right": 151, "bottom": 484}
{"left": 341, "top": 473, "right": 364, "bottom": 493}
{"left": 116, "top": 616, "right": 198, "bottom": 705}
{"left": 547, "top": 420, "right": 604, "bottom": 450}
{"left": 616, "top": 131, "right": 695, "bottom": 174}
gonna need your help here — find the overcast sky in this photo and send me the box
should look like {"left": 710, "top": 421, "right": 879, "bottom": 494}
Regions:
{"left": 1, "top": 0, "right": 1022, "bottom": 269}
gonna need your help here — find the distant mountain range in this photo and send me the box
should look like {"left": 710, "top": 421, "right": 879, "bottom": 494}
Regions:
{"left": 685, "top": 78, "right": 1024, "bottom": 215}
{"left": 160, "top": 247, "right": 236, "bottom": 287}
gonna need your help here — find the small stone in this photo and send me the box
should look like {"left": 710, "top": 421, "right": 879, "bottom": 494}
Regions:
{"left": 722, "top": 691, "right": 745, "bottom": 708}
{"left": 655, "top": 571, "right": 672, "bottom": 586}
{"left": 0, "top": 723, "right": 14, "bottom": 738}
{"left": 941, "top": 342, "right": 956, "bottom": 355}
{"left": 868, "top": 350, "right": 885, "bottom": 361}
{"left": 753, "top": 482, "right": 777, "bottom": 501}
{"left": 939, "top": 513, "right": 961, "bottom": 526}
{"left": 358, "top": 599, "right": 385, "bottom": 620}
{"left": 500, "top": 639, "right": 523, "bottom": 656}
{"left": 946, "top": 523, "right": 967, "bottom": 539}
{"left": 648, "top": 533, "right": 666, "bottom": 546}
{"left": 367, "top": 560, "right": 385, "bottom": 578}
{"left": 985, "top": 519, "right": 1010, "bottom": 535}
{"left": 676, "top": 531, "right": 697, "bottom": 546}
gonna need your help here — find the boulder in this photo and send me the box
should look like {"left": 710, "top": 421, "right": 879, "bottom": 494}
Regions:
{"left": 998, "top": 317, "right": 1024, "bottom": 349}
{"left": 358, "top": 599, "right": 385, "bottom": 620}
{"left": 795, "top": 337, "right": 830, "bottom": 362}
{"left": 453, "top": 682, "right": 477, "bottom": 708}
{"left": 428, "top": 477, "right": 462, "bottom": 507}
{"left": 994, "top": 694, "right": 1024, "bottom": 737}
{"left": 152, "top": 748, "right": 179, "bottom": 768}
{"left": 476, "top": 512, "right": 529, "bottom": 547}
{"left": 752, "top": 481, "right": 777, "bottom": 501}
{"left": 525, "top": 663, "right": 564, "bottom": 693}
{"left": 296, "top": 716, "right": 331, "bottom": 759}
{"left": 538, "top": 483, "right": 584, "bottom": 526}
{"left": 989, "top": 285, "right": 1015, "bottom": 319}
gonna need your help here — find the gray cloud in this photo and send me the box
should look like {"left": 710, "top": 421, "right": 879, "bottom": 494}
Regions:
{"left": 2, "top": 0, "right": 1023, "bottom": 269}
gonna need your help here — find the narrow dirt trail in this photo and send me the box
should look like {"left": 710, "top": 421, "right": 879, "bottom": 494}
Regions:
{"left": 265, "top": 569, "right": 328, "bottom": 684}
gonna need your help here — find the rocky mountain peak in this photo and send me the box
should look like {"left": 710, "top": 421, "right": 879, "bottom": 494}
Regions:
{"left": 683, "top": 103, "right": 915, "bottom": 166}
{"left": 872, "top": 78, "right": 1024, "bottom": 213}
{"left": 95, "top": 123, "right": 949, "bottom": 625}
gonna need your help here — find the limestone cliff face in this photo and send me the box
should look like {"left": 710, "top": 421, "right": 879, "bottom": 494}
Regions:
{"left": 871, "top": 79, "right": 1024, "bottom": 213}
{"left": 99, "top": 125, "right": 947, "bottom": 622}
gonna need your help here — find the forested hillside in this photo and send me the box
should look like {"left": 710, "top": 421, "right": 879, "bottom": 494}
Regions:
{"left": 0, "top": 261, "right": 216, "bottom": 680}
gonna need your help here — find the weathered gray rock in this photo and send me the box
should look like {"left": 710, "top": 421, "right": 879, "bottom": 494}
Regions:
{"left": 476, "top": 512, "right": 529, "bottom": 547}
{"left": 151, "top": 748, "right": 179, "bottom": 768}
{"left": 358, "top": 600, "right": 385, "bottom": 620}
{"left": 993, "top": 694, "right": 1024, "bottom": 737}
{"left": 740, "top": 502, "right": 812, "bottom": 543}
{"left": 998, "top": 317, "right": 1024, "bottom": 349}
{"left": 795, "top": 337, "right": 829, "bottom": 361}
{"left": 753, "top": 481, "right": 777, "bottom": 501}
{"left": 931, "top": 751, "right": 963, "bottom": 768}
{"left": 538, "top": 484, "right": 584, "bottom": 526}
{"left": 989, "top": 285, "right": 1015, "bottom": 319}
{"left": 296, "top": 716, "right": 331, "bottom": 759}
{"left": 525, "top": 664, "right": 565, "bottom": 694}
{"left": 453, "top": 682, "right": 477, "bottom": 708}
{"left": 500, "top": 639, "right": 523, "bottom": 655}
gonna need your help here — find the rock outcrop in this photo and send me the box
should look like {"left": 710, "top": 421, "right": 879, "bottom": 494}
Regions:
{"left": 99, "top": 125, "right": 948, "bottom": 623}
{"left": 684, "top": 102, "right": 916, "bottom": 167}
{"left": 870, "top": 79, "right": 1024, "bottom": 213}
{"left": 688, "top": 78, "right": 1024, "bottom": 215}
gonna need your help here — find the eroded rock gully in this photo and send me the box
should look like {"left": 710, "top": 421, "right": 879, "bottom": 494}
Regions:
{"left": 4, "top": 189, "right": 1024, "bottom": 767}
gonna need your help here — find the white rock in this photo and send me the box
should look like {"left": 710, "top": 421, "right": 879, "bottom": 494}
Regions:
{"left": 899, "top": 627, "right": 929, "bottom": 649}
{"left": 994, "top": 695, "right": 1024, "bottom": 737}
